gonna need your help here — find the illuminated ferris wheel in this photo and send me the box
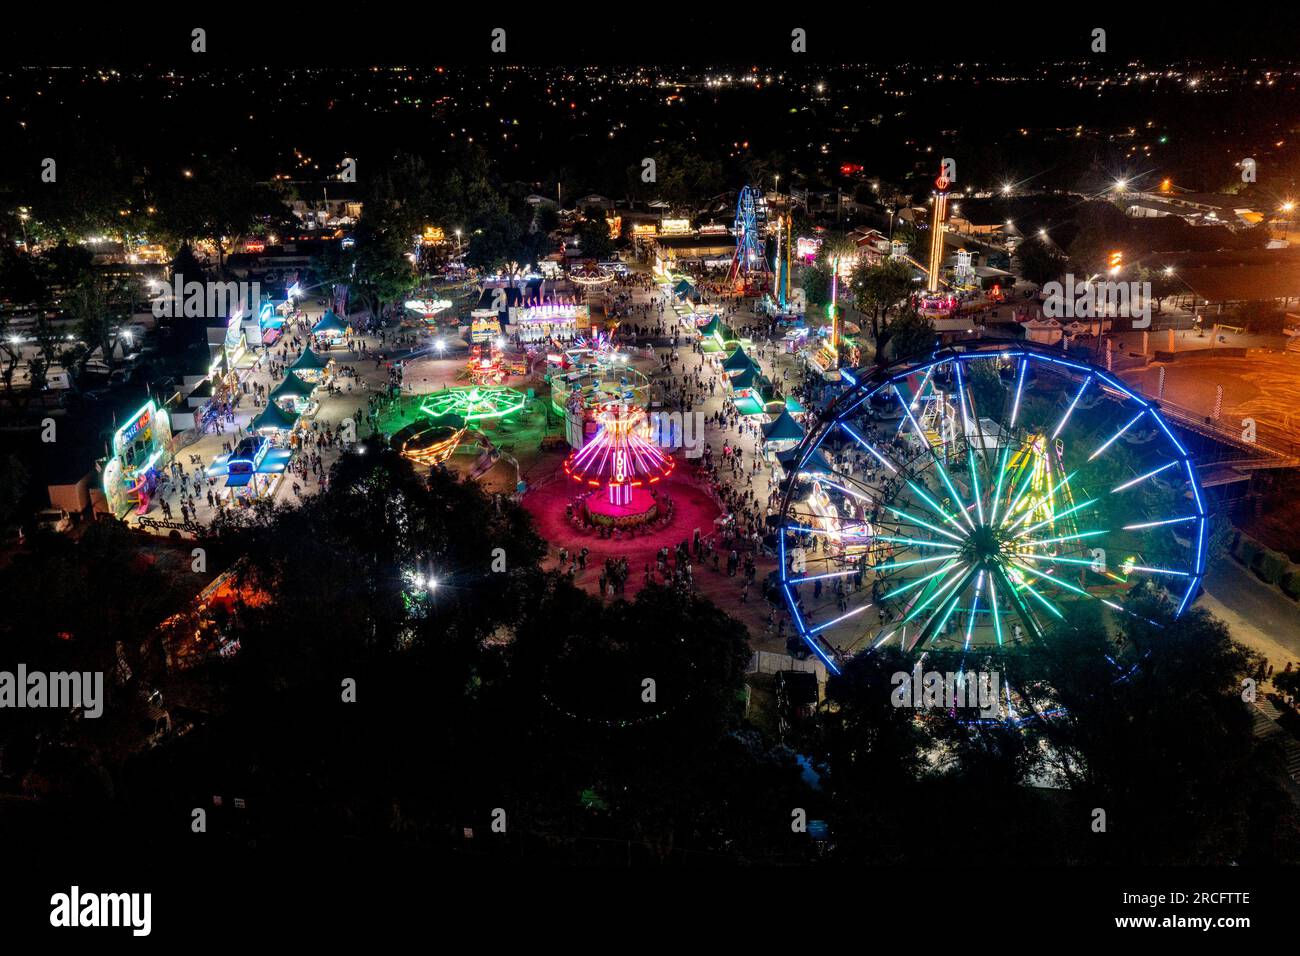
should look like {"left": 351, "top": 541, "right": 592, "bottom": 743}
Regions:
{"left": 777, "top": 343, "right": 1208, "bottom": 675}
{"left": 728, "top": 184, "right": 770, "bottom": 290}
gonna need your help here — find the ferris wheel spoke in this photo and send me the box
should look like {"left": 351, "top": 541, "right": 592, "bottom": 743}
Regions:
{"left": 1014, "top": 497, "right": 1100, "bottom": 540}
{"left": 874, "top": 554, "right": 959, "bottom": 573}
{"left": 1009, "top": 357, "right": 1029, "bottom": 429}
{"left": 896, "top": 363, "right": 938, "bottom": 436}
{"left": 1020, "top": 529, "right": 1110, "bottom": 548}
{"left": 965, "top": 443, "right": 985, "bottom": 525}
{"left": 903, "top": 479, "right": 968, "bottom": 535}
{"left": 1051, "top": 375, "right": 1092, "bottom": 440}
{"left": 963, "top": 571, "right": 986, "bottom": 651}
{"left": 986, "top": 443, "right": 1014, "bottom": 526}
{"left": 839, "top": 422, "right": 899, "bottom": 474}
{"left": 915, "top": 564, "right": 980, "bottom": 648}
{"left": 879, "top": 558, "right": 965, "bottom": 603}
{"left": 1111, "top": 460, "right": 1179, "bottom": 493}
{"left": 995, "top": 565, "right": 1052, "bottom": 642}
{"left": 1001, "top": 469, "right": 1080, "bottom": 535}
{"left": 1008, "top": 559, "right": 1097, "bottom": 601}
{"left": 880, "top": 504, "right": 966, "bottom": 544}
{"left": 873, "top": 535, "right": 963, "bottom": 550}
{"left": 1089, "top": 409, "right": 1148, "bottom": 461}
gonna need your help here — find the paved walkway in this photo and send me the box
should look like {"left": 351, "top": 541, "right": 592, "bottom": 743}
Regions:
{"left": 1201, "top": 557, "right": 1300, "bottom": 673}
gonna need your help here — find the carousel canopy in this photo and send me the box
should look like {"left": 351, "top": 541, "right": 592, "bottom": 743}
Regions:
{"left": 290, "top": 347, "right": 331, "bottom": 371}
{"left": 269, "top": 372, "right": 315, "bottom": 400}
{"left": 313, "top": 310, "right": 348, "bottom": 334}
{"left": 251, "top": 402, "right": 300, "bottom": 432}
{"left": 761, "top": 408, "right": 805, "bottom": 442}
{"left": 722, "top": 346, "right": 755, "bottom": 372}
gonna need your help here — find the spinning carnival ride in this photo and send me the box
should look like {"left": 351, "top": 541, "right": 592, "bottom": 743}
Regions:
{"left": 777, "top": 344, "right": 1207, "bottom": 676}
{"left": 395, "top": 386, "right": 528, "bottom": 467}
{"left": 420, "top": 385, "right": 527, "bottom": 423}
{"left": 727, "top": 185, "right": 771, "bottom": 293}
{"left": 564, "top": 405, "right": 676, "bottom": 527}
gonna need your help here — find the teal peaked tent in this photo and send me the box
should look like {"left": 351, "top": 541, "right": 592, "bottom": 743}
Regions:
{"left": 269, "top": 372, "right": 315, "bottom": 401}
{"left": 761, "top": 408, "right": 805, "bottom": 443}
{"left": 251, "top": 402, "right": 300, "bottom": 432}
{"left": 312, "top": 310, "right": 348, "bottom": 334}
{"left": 290, "top": 348, "right": 331, "bottom": 372}
{"left": 722, "top": 346, "right": 755, "bottom": 372}
{"left": 730, "top": 365, "right": 759, "bottom": 390}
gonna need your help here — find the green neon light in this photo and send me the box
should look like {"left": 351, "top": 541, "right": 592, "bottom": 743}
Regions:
{"left": 905, "top": 480, "right": 968, "bottom": 535}
{"left": 902, "top": 562, "right": 969, "bottom": 623}
{"left": 882, "top": 505, "right": 965, "bottom": 544}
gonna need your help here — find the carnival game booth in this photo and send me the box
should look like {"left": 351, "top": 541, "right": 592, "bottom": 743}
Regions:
{"left": 727, "top": 364, "right": 771, "bottom": 417}
{"left": 289, "top": 347, "right": 334, "bottom": 384}
{"left": 204, "top": 434, "right": 292, "bottom": 504}
{"left": 509, "top": 303, "right": 585, "bottom": 344}
{"left": 470, "top": 310, "right": 503, "bottom": 345}
{"left": 681, "top": 301, "right": 722, "bottom": 332}
{"left": 258, "top": 298, "right": 287, "bottom": 346}
{"left": 722, "top": 345, "right": 758, "bottom": 376}
{"left": 701, "top": 318, "right": 749, "bottom": 356}
{"left": 563, "top": 405, "right": 676, "bottom": 531}
{"left": 761, "top": 408, "right": 806, "bottom": 457}
{"left": 268, "top": 371, "right": 318, "bottom": 415}
{"left": 100, "top": 399, "right": 174, "bottom": 518}
{"left": 311, "top": 310, "right": 351, "bottom": 348}
{"left": 250, "top": 401, "right": 301, "bottom": 441}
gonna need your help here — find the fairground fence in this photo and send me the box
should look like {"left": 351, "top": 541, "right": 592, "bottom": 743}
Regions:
{"left": 1156, "top": 397, "right": 1300, "bottom": 466}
